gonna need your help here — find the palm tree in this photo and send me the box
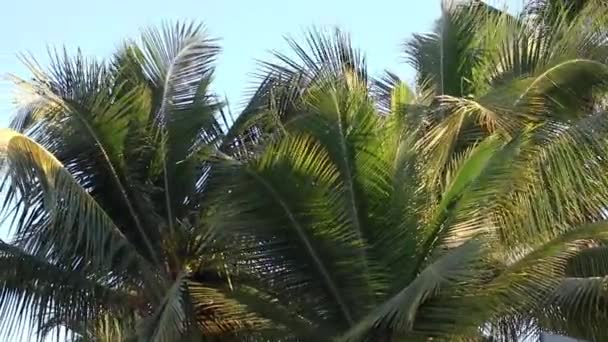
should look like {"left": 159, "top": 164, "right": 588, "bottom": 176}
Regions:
{"left": 215, "top": 0, "right": 608, "bottom": 340}
{"left": 3, "top": 1, "right": 608, "bottom": 341}
{"left": 0, "top": 23, "right": 279, "bottom": 341}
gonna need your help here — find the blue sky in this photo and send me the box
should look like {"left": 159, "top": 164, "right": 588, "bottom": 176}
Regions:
{"left": 0, "top": 0, "right": 524, "bottom": 127}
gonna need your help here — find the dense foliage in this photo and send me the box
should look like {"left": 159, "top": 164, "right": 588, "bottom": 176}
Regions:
{"left": 3, "top": 0, "right": 608, "bottom": 341}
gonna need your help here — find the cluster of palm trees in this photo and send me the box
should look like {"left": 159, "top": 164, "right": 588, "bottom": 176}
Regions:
{"left": 2, "top": 0, "right": 608, "bottom": 341}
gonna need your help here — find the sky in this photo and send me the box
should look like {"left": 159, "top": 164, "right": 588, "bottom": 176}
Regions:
{"left": 0, "top": 0, "right": 524, "bottom": 340}
{"left": 0, "top": 0, "right": 525, "bottom": 128}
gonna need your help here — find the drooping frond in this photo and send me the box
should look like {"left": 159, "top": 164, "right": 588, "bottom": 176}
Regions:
{"left": 0, "top": 129, "right": 151, "bottom": 278}
{"left": 9, "top": 52, "right": 163, "bottom": 265}
{"left": 0, "top": 240, "right": 133, "bottom": 341}
{"left": 538, "top": 276, "right": 608, "bottom": 340}
{"left": 482, "top": 222, "right": 608, "bottom": 339}
{"left": 340, "top": 241, "right": 488, "bottom": 341}
{"left": 210, "top": 134, "right": 375, "bottom": 332}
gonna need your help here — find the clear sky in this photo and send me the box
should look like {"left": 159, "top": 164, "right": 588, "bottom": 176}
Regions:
{"left": 0, "top": 0, "right": 524, "bottom": 127}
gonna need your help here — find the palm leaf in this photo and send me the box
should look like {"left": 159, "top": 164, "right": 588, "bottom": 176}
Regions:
{"left": 0, "top": 241, "right": 133, "bottom": 341}
{"left": 136, "top": 21, "right": 223, "bottom": 239}
{"left": 210, "top": 133, "right": 377, "bottom": 331}
{"left": 0, "top": 130, "right": 151, "bottom": 277}
{"left": 139, "top": 273, "right": 188, "bottom": 342}
{"left": 405, "top": 1, "right": 503, "bottom": 97}
{"left": 340, "top": 241, "right": 488, "bottom": 341}
{"left": 9, "top": 53, "right": 161, "bottom": 265}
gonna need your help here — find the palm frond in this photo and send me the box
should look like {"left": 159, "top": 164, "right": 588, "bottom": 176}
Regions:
{"left": 261, "top": 28, "right": 367, "bottom": 86}
{"left": 526, "top": 0, "right": 594, "bottom": 26}
{"left": 9, "top": 53, "right": 162, "bottom": 265}
{"left": 139, "top": 273, "right": 188, "bottom": 342}
{"left": 224, "top": 28, "right": 368, "bottom": 156}
{"left": 210, "top": 133, "right": 377, "bottom": 331}
{"left": 0, "top": 129, "right": 154, "bottom": 288}
{"left": 539, "top": 276, "right": 608, "bottom": 340}
{"left": 405, "top": 0, "right": 504, "bottom": 97}
{"left": 482, "top": 221, "right": 608, "bottom": 341}
{"left": 340, "top": 241, "right": 488, "bottom": 341}
{"left": 515, "top": 59, "right": 608, "bottom": 120}
{"left": 416, "top": 134, "right": 506, "bottom": 258}
{"left": 136, "top": 21, "right": 223, "bottom": 238}
{"left": 565, "top": 245, "right": 608, "bottom": 277}
{"left": 187, "top": 281, "right": 270, "bottom": 337}
{"left": 0, "top": 241, "right": 132, "bottom": 341}
{"left": 495, "top": 114, "right": 608, "bottom": 248}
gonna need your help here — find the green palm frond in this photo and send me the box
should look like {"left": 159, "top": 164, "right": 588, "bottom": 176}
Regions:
{"left": 9, "top": 54, "right": 162, "bottom": 264}
{"left": 221, "top": 284, "right": 324, "bottom": 339}
{"left": 0, "top": 130, "right": 151, "bottom": 276}
{"left": 407, "top": 133, "right": 528, "bottom": 286}
{"left": 370, "top": 98, "right": 430, "bottom": 288}
{"left": 484, "top": 0, "right": 608, "bottom": 85}
{"left": 140, "top": 273, "right": 270, "bottom": 341}
{"left": 262, "top": 28, "right": 367, "bottom": 86}
{"left": 539, "top": 277, "right": 608, "bottom": 340}
{"left": 482, "top": 222, "right": 608, "bottom": 339}
{"left": 414, "top": 0, "right": 608, "bottom": 187}
{"left": 211, "top": 134, "right": 373, "bottom": 330}
{"left": 187, "top": 281, "right": 270, "bottom": 337}
{"left": 566, "top": 245, "right": 608, "bottom": 277}
{"left": 494, "top": 114, "right": 608, "bottom": 248}
{"left": 224, "top": 28, "right": 368, "bottom": 155}
{"left": 37, "top": 310, "right": 137, "bottom": 342}
{"left": 139, "top": 273, "right": 188, "bottom": 342}
{"left": 135, "top": 21, "right": 224, "bottom": 236}
{"left": 526, "top": 0, "right": 596, "bottom": 26}
{"left": 340, "top": 241, "right": 488, "bottom": 341}
{"left": 406, "top": 0, "right": 503, "bottom": 97}
{"left": 419, "top": 57, "right": 608, "bottom": 190}
{"left": 0, "top": 240, "right": 133, "bottom": 341}
{"left": 372, "top": 72, "right": 415, "bottom": 114}
{"left": 515, "top": 59, "right": 608, "bottom": 120}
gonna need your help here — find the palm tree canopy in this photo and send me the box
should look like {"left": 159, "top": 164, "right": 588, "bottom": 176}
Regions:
{"left": 3, "top": 1, "right": 608, "bottom": 341}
